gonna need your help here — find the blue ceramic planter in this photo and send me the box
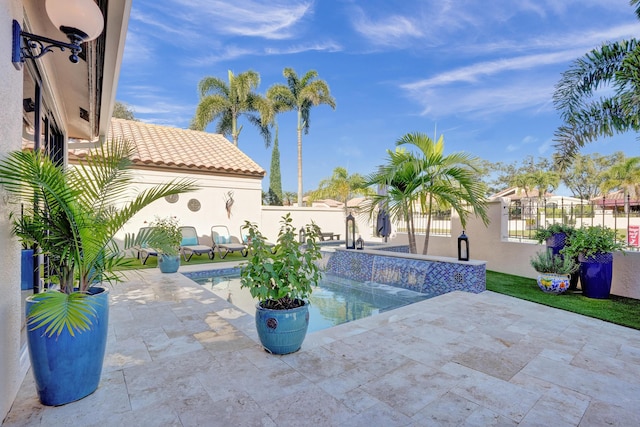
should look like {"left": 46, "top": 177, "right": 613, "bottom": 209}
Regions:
{"left": 26, "top": 286, "right": 109, "bottom": 406}
{"left": 536, "top": 273, "right": 571, "bottom": 294}
{"left": 255, "top": 302, "right": 309, "bottom": 355}
{"left": 158, "top": 254, "right": 180, "bottom": 273}
{"left": 21, "top": 249, "right": 34, "bottom": 291}
{"left": 579, "top": 252, "right": 613, "bottom": 299}
{"left": 546, "top": 233, "right": 568, "bottom": 257}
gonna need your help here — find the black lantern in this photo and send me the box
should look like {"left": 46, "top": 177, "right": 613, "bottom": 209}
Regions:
{"left": 299, "top": 227, "right": 306, "bottom": 244}
{"left": 458, "top": 231, "right": 469, "bottom": 261}
{"left": 356, "top": 236, "right": 364, "bottom": 250}
{"left": 346, "top": 213, "right": 355, "bottom": 249}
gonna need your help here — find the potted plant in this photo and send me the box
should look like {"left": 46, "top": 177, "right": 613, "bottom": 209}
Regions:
{"left": 149, "top": 216, "right": 182, "bottom": 273}
{"left": 534, "top": 223, "right": 579, "bottom": 290}
{"left": 534, "top": 223, "right": 576, "bottom": 256}
{"left": 529, "top": 251, "right": 578, "bottom": 294}
{"left": 240, "top": 213, "right": 322, "bottom": 354}
{"left": 562, "top": 226, "right": 625, "bottom": 299}
{"left": 0, "top": 140, "right": 197, "bottom": 406}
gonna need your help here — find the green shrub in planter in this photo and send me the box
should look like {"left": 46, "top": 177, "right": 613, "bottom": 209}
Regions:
{"left": 561, "top": 226, "right": 625, "bottom": 260}
{"left": 529, "top": 251, "right": 578, "bottom": 275}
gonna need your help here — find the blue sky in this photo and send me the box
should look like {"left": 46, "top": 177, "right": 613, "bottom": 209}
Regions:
{"left": 116, "top": 0, "right": 640, "bottom": 194}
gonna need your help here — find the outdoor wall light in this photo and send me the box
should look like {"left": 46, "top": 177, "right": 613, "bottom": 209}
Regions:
{"left": 12, "top": 0, "right": 104, "bottom": 67}
{"left": 299, "top": 227, "right": 306, "bottom": 244}
{"left": 458, "top": 231, "right": 469, "bottom": 261}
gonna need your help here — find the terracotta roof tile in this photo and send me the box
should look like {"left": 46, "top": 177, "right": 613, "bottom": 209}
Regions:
{"left": 72, "top": 118, "right": 265, "bottom": 177}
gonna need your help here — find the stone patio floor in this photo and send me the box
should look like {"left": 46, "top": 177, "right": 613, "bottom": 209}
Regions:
{"left": 3, "top": 263, "right": 640, "bottom": 426}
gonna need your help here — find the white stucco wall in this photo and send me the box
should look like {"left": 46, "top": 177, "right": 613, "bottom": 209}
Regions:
{"left": 1, "top": 0, "right": 25, "bottom": 421}
{"left": 259, "top": 206, "right": 381, "bottom": 244}
{"left": 113, "top": 169, "right": 264, "bottom": 247}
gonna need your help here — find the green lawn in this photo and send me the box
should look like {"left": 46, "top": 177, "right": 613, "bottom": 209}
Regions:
{"left": 487, "top": 271, "right": 640, "bottom": 330}
{"left": 119, "top": 251, "right": 248, "bottom": 270}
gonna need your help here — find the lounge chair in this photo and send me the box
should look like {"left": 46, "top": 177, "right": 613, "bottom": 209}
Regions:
{"left": 240, "top": 226, "right": 277, "bottom": 254}
{"left": 179, "top": 226, "right": 214, "bottom": 261}
{"left": 211, "top": 225, "right": 248, "bottom": 259}
{"left": 134, "top": 226, "right": 158, "bottom": 265}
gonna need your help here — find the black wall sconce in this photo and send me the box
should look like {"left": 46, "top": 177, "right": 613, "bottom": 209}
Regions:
{"left": 458, "top": 231, "right": 469, "bottom": 261}
{"left": 299, "top": 227, "right": 306, "bottom": 244}
{"left": 356, "top": 236, "right": 364, "bottom": 250}
{"left": 345, "top": 213, "right": 355, "bottom": 249}
{"left": 12, "top": 0, "right": 104, "bottom": 68}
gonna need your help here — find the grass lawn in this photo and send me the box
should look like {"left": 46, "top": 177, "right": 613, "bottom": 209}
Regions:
{"left": 119, "top": 251, "right": 248, "bottom": 270}
{"left": 487, "top": 270, "right": 640, "bottom": 330}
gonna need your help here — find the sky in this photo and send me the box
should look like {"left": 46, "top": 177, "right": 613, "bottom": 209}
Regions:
{"left": 115, "top": 0, "right": 640, "bottom": 195}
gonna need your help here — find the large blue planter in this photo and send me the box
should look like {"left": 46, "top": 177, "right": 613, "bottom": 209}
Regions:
{"left": 21, "top": 249, "right": 34, "bottom": 291}
{"left": 26, "top": 286, "right": 109, "bottom": 406}
{"left": 158, "top": 254, "right": 180, "bottom": 273}
{"left": 578, "top": 252, "right": 613, "bottom": 299}
{"left": 255, "top": 302, "right": 309, "bottom": 355}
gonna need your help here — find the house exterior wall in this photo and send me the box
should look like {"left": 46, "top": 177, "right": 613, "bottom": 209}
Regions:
{"left": 113, "top": 169, "right": 264, "bottom": 247}
{"left": 1, "top": 0, "right": 25, "bottom": 420}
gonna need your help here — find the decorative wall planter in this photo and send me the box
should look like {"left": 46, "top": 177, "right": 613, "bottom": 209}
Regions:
{"left": 536, "top": 273, "right": 571, "bottom": 294}
{"left": 579, "top": 252, "right": 613, "bottom": 299}
{"left": 26, "top": 286, "right": 109, "bottom": 406}
{"left": 255, "top": 303, "right": 309, "bottom": 355}
{"left": 158, "top": 254, "right": 180, "bottom": 273}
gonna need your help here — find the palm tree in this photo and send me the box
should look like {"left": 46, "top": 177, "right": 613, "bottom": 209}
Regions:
{"left": 553, "top": 0, "right": 640, "bottom": 168}
{"left": 267, "top": 68, "right": 336, "bottom": 206}
{"left": 191, "top": 70, "right": 271, "bottom": 147}
{"left": 601, "top": 156, "right": 640, "bottom": 212}
{"left": 363, "top": 133, "right": 489, "bottom": 255}
{"left": 308, "top": 166, "right": 373, "bottom": 214}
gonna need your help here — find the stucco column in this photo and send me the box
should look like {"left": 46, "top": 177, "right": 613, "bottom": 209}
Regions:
{"left": 0, "top": 0, "right": 27, "bottom": 420}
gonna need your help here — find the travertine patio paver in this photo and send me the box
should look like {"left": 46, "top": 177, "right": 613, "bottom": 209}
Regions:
{"left": 3, "top": 264, "right": 640, "bottom": 426}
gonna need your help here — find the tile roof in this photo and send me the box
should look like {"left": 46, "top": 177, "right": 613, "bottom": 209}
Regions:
{"left": 70, "top": 118, "right": 265, "bottom": 178}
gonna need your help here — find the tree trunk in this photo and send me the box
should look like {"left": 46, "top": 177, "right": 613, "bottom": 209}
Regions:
{"left": 297, "top": 110, "right": 304, "bottom": 207}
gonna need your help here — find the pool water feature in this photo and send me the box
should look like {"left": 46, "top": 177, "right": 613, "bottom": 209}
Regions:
{"left": 187, "top": 271, "right": 432, "bottom": 333}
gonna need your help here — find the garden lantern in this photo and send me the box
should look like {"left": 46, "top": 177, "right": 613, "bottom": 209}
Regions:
{"left": 299, "top": 227, "right": 305, "bottom": 244}
{"left": 458, "top": 231, "right": 469, "bottom": 261}
{"left": 356, "top": 236, "right": 364, "bottom": 250}
{"left": 346, "top": 213, "right": 355, "bottom": 249}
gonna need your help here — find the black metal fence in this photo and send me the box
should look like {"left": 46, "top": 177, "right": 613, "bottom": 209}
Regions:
{"left": 507, "top": 195, "right": 640, "bottom": 251}
{"left": 396, "top": 210, "right": 452, "bottom": 236}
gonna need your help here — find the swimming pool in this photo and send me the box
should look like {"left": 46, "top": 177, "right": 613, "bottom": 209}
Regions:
{"left": 186, "top": 271, "right": 433, "bottom": 333}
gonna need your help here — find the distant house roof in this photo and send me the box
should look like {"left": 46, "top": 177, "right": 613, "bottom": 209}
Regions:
{"left": 69, "top": 118, "right": 265, "bottom": 178}
{"left": 592, "top": 190, "right": 640, "bottom": 207}
{"left": 489, "top": 187, "right": 552, "bottom": 200}
{"left": 303, "top": 197, "right": 344, "bottom": 208}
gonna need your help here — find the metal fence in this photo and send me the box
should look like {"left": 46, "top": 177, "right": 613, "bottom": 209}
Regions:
{"left": 396, "top": 210, "right": 452, "bottom": 236}
{"left": 507, "top": 195, "right": 640, "bottom": 250}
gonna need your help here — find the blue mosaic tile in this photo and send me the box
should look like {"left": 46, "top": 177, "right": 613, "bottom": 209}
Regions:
{"left": 323, "top": 248, "right": 486, "bottom": 296}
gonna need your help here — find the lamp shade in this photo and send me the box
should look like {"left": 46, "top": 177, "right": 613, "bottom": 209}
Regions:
{"left": 46, "top": 0, "right": 104, "bottom": 41}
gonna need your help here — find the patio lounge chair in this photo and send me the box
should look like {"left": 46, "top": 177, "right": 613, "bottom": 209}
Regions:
{"left": 179, "top": 226, "right": 214, "bottom": 261}
{"left": 211, "top": 225, "right": 248, "bottom": 259}
{"left": 240, "top": 227, "right": 277, "bottom": 254}
{"left": 134, "top": 226, "right": 158, "bottom": 265}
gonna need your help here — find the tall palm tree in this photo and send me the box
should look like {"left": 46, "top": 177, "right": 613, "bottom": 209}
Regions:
{"left": 601, "top": 156, "right": 640, "bottom": 212}
{"left": 191, "top": 70, "right": 271, "bottom": 147}
{"left": 308, "top": 166, "right": 373, "bottom": 214}
{"left": 553, "top": 0, "right": 640, "bottom": 168}
{"left": 267, "top": 68, "right": 336, "bottom": 206}
{"left": 396, "top": 133, "right": 489, "bottom": 254}
{"left": 363, "top": 133, "right": 489, "bottom": 255}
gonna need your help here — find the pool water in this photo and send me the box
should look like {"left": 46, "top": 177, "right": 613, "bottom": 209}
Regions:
{"left": 190, "top": 272, "right": 433, "bottom": 333}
